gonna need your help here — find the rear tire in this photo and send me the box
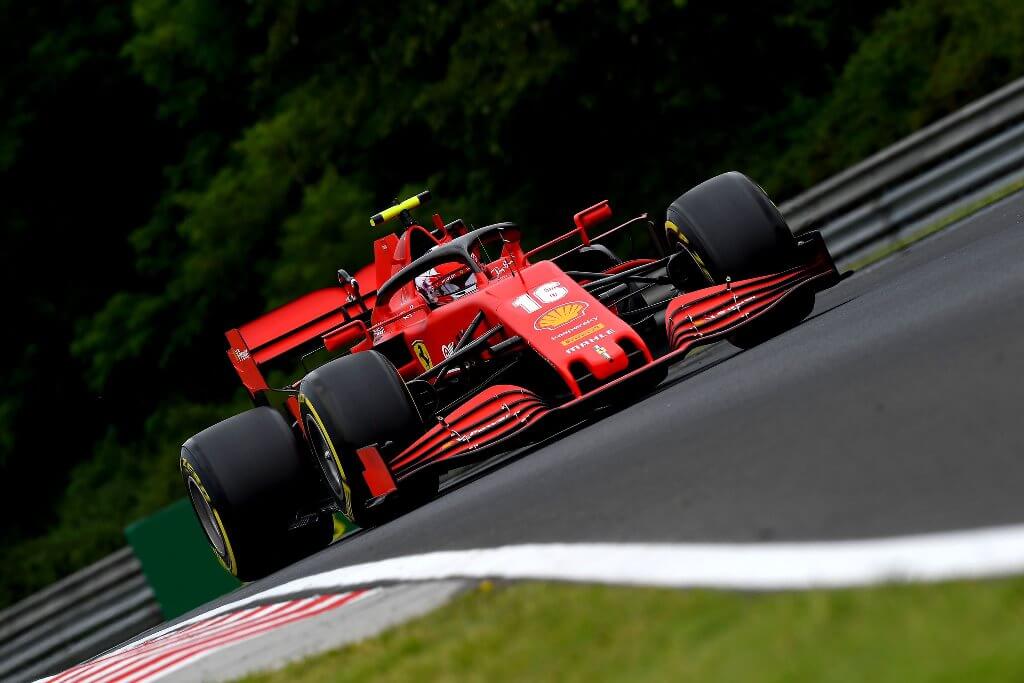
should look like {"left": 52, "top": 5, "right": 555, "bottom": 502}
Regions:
{"left": 180, "top": 407, "right": 334, "bottom": 582}
{"left": 666, "top": 172, "right": 812, "bottom": 348}
{"left": 298, "top": 351, "right": 423, "bottom": 528}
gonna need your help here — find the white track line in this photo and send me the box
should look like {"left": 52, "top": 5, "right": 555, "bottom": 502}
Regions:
{"left": 74, "top": 523, "right": 1024, "bottom": 668}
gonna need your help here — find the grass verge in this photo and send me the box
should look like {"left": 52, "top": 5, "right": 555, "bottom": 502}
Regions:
{"left": 846, "top": 176, "right": 1024, "bottom": 270}
{"left": 239, "top": 577, "right": 1024, "bottom": 682}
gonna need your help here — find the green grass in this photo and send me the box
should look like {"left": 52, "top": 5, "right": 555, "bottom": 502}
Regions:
{"left": 239, "top": 577, "right": 1024, "bottom": 682}
{"left": 847, "top": 177, "right": 1024, "bottom": 270}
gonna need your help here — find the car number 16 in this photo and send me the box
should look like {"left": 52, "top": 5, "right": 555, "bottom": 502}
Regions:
{"left": 511, "top": 281, "right": 569, "bottom": 313}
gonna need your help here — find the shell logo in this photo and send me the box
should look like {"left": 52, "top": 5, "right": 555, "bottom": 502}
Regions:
{"left": 534, "top": 302, "right": 588, "bottom": 330}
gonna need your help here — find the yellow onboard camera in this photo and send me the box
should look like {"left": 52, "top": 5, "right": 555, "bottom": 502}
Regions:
{"left": 369, "top": 190, "right": 431, "bottom": 228}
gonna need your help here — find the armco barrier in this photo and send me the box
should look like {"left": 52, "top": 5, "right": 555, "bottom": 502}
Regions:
{"left": 781, "top": 74, "right": 1024, "bottom": 257}
{"left": 0, "top": 499, "right": 240, "bottom": 683}
{"left": 3, "top": 71, "right": 1024, "bottom": 683}
{"left": 0, "top": 547, "right": 162, "bottom": 683}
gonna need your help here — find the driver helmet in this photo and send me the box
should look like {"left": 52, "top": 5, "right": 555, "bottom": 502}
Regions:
{"left": 415, "top": 260, "right": 477, "bottom": 306}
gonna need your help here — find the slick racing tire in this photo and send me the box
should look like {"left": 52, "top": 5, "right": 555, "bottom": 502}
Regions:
{"left": 666, "top": 171, "right": 813, "bottom": 349}
{"left": 298, "top": 351, "right": 423, "bottom": 528}
{"left": 180, "top": 407, "right": 334, "bottom": 582}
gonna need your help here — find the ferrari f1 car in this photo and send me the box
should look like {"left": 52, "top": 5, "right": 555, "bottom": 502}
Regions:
{"left": 181, "top": 172, "right": 840, "bottom": 579}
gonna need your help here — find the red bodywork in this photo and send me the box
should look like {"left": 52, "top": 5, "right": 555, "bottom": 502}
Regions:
{"left": 224, "top": 204, "right": 839, "bottom": 501}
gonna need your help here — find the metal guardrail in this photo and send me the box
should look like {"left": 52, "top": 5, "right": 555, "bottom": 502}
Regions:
{"left": 3, "top": 73, "right": 1024, "bottom": 683}
{"left": 0, "top": 547, "right": 163, "bottom": 683}
{"left": 781, "top": 74, "right": 1024, "bottom": 257}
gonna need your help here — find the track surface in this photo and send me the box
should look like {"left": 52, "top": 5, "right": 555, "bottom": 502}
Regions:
{"left": 192, "top": 193, "right": 1024, "bottom": 614}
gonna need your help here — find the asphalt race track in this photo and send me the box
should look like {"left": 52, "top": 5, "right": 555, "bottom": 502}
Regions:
{"left": 189, "top": 192, "right": 1024, "bottom": 615}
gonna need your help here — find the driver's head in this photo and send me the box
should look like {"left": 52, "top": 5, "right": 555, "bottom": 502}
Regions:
{"left": 415, "top": 260, "right": 477, "bottom": 306}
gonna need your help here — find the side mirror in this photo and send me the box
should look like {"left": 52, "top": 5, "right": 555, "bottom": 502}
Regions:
{"left": 337, "top": 269, "right": 358, "bottom": 299}
{"left": 338, "top": 268, "right": 369, "bottom": 314}
{"left": 573, "top": 200, "right": 612, "bottom": 245}
{"left": 323, "top": 320, "right": 371, "bottom": 353}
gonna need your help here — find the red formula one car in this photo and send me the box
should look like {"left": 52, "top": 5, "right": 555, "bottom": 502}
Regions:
{"left": 181, "top": 172, "right": 840, "bottom": 579}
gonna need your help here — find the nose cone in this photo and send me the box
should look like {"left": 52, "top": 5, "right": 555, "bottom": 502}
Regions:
{"left": 566, "top": 338, "right": 630, "bottom": 381}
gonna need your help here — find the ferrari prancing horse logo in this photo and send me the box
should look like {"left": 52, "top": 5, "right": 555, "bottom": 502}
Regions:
{"left": 412, "top": 340, "right": 433, "bottom": 371}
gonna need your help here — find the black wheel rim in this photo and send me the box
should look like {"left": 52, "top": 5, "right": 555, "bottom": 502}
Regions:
{"left": 187, "top": 476, "right": 227, "bottom": 558}
{"left": 306, "top": 414, "right": 348, "bottom": 510}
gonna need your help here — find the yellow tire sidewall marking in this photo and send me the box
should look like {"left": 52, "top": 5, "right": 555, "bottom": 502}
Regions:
{"left": 665, "top": 220, "right": 714, "bottom": 284}
{"left": 665, "top": 220, "right": 687, "bottom": 244}
{"left": 298, "top": 394, "right": 355, "bottom": 520}
{"left": 180, "top": 456, "right": 239, "bottom": 576}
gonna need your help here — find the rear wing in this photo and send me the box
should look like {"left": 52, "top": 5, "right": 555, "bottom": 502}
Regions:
{"left": 225, "top": 266, "right": 376, "bottom": 399}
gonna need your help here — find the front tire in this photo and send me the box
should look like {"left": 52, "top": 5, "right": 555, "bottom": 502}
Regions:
{"left": 298, "top": 351, "right": 423, "bottom": 528}
{"left": 666, "top": 172, "right": 812, "bottom": 348}
{"left": 180, "top": 407, "right": 333, "bottom": 581}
